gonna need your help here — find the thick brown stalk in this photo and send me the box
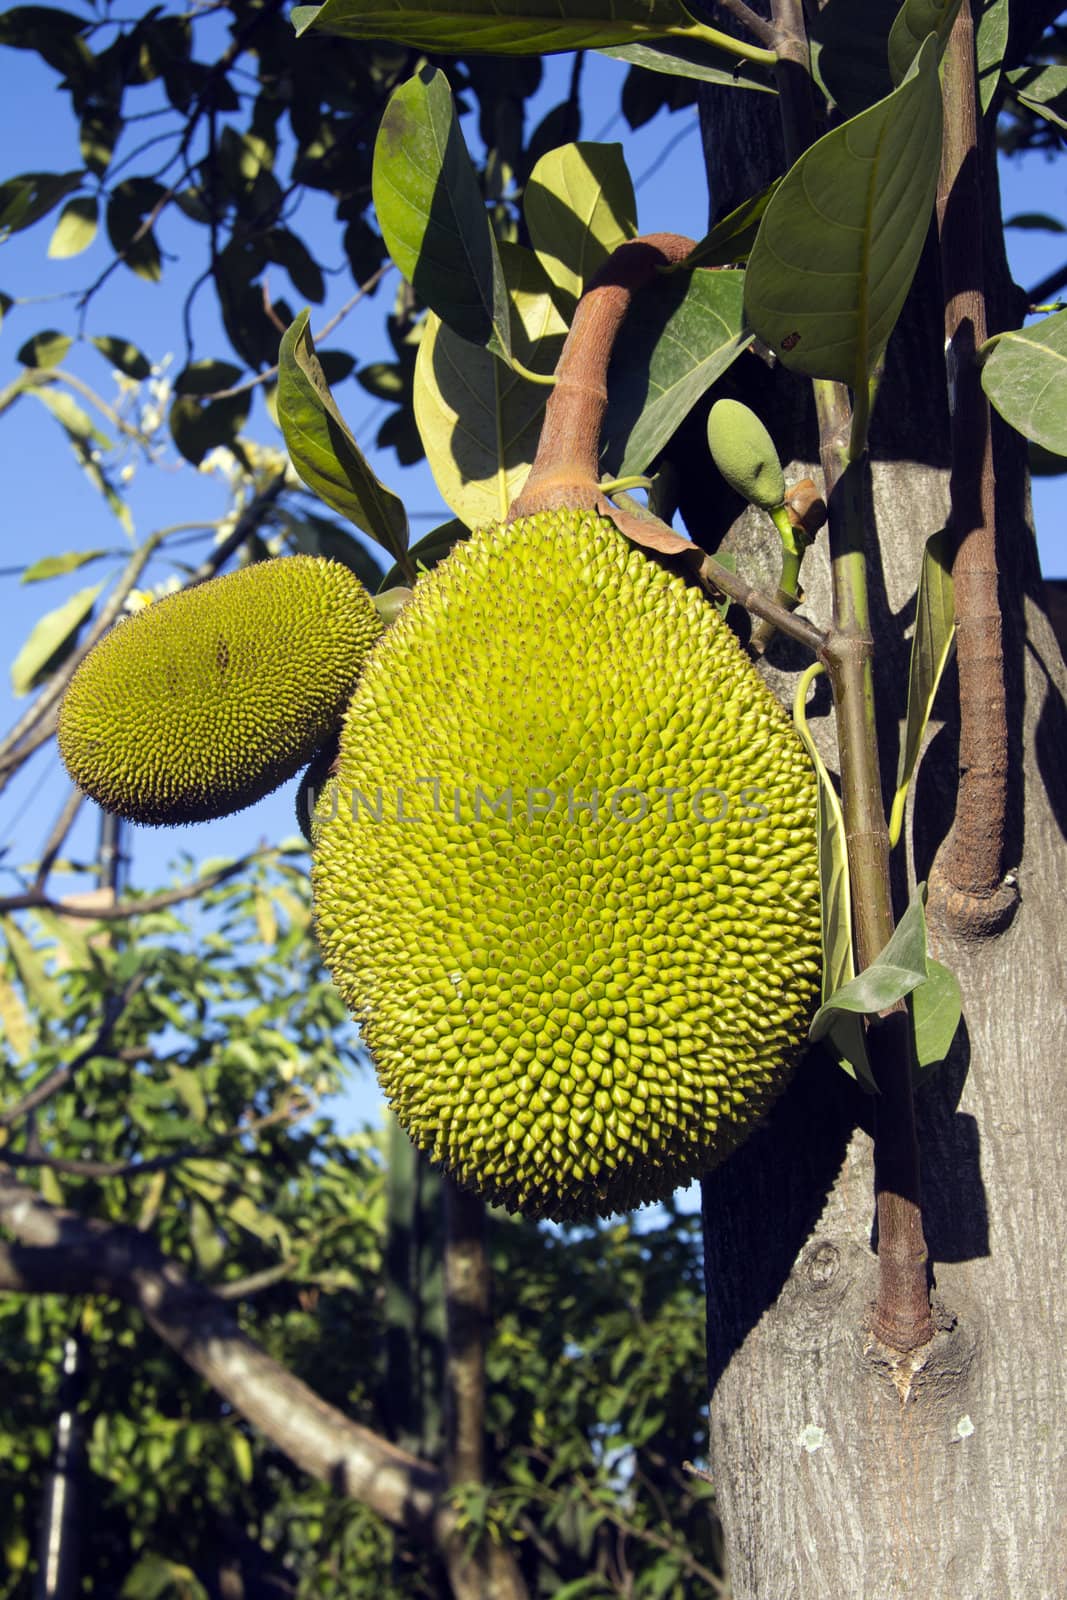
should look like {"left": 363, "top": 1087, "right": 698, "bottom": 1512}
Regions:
{"left": 930, "top": 0, "right": 1016, "bottom": 937}
{"left": 507, "top": 233, "right": 695, "bottom": 519}
{"left": 439, "top": 1182, "right": 527, "bottom": 1600}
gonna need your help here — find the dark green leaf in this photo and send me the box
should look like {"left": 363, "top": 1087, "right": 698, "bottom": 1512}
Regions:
{"left": 106, "top": 179, "right": 166, "bottom": 283}
{"left": 602, "top": 268, "right": 748, "bottom": 477}
{"left": 807, "top": 0, "right": 897, "bottom": 116}
{"left": 169, "top": 386, "right": 250, "bottom": 467}
{"left": 980, "top": 309, "right": 1067, "bottom": 454}
{"left": 679, "top": 181, "right": 779, "bottom": 270}
{"left": 890, "top": 529, "right": 955, "bottom": 846}
{"left": 174, "top": 359, "right": 242, "bottom": 397}
{"left": 745, "top": 37, "right": 942, "bottom": 388}
{"left": 810, "top": 884, "right": 931, "bottom": 1054}
{"left": 278, "top": 310, "right": 409, "bottom": 562}
{"left": 295, "top": 0, "right": 695, "bottom": 56}
{"left": 1004, "top": 212, "right": 1067, "bottom": 233}
{"left": 280, "top": 510, "right": 386, "bottom": 589}
{"left": 0, "top": 170, "right": 83, "bottom": 239}
{"left": 10, "top": 582, "right": 104, "bottom": 695}
{"left": 16, "top": 329, "right": 73, "bottom": 368}
{"left": 91, "top": 336, "right": 152, "bottom": 381}
{"left": 378, "top": 519, "right": 467, "bottom": 591}
{"left": 373, "top": 67, "right": 511, "bottom": 360}
{"left": 975, "top": 0, "right": 1009, "bottom": 114}
{"left": 47, "top": 194, "right": 98, "bottom": 258}
{"left": 887, "top": 0, "right": 963, "bottom": 85}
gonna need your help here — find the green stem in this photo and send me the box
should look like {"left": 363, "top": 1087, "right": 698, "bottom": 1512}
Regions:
{"left": 666, "top": 21, "right": 777, "bottom": 69}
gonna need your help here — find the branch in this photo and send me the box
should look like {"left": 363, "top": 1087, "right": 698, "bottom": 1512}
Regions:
{"left": 715, "top": 0, "right": 775, "bottom": 48}
{"left": 33, "top": 786, "right": 86, "bottom": 891}
{"left": 0, "top": 846, "right": 282, "bottom": 922}
{"left": 0, "top": 1170, "right": 442, "bottom": 1541}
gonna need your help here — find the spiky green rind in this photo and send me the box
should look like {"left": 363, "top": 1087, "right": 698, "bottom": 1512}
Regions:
{"left": 707, "top": 398, "right": 786, "bottom": 511}
{"left": 312, "top": 512, "right": 820, "bottom": 1220}
{"left": 58, "top": 556, "right": 382, "bottom": 825}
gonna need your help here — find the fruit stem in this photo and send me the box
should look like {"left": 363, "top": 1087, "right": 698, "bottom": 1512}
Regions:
{"left": 506, "top": 233, "right": 696, "bottom": 520}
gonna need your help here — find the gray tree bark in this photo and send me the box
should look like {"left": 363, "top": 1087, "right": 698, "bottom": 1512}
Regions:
{"left": 694, "top": 53, "right": 1067, "bottom": 1600}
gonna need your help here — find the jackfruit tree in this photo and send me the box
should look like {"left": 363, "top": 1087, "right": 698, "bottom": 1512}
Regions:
{"left": 1, "top": 1, "right": 1065, "bottom": 1598}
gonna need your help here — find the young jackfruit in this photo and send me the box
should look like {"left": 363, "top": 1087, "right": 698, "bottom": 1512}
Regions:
{"left": 312, "top": 510, "right": 821, "bottom": 1221}
{"left": 707, "top": 398, "right": 786, "bottom": 512}
{"left": 58, "top": 556, "right": 382, "bottom": 825}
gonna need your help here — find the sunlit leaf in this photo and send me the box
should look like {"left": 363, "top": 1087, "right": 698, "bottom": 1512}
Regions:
{"left": 294, "top": 0, "right": 696, "bottom": 56}
{"left": 980, "top": 308, "right": 1067, "bottom": 455}
{"left": 678, "top": 181, "right": 779, "bottom": 270}
{"left": 975, "top": 0, "right": 1009, "bottom": 113}
{"left": 911, "top": 958, "right": 963, "bottom": 1074}
{"left": 90, "top": 335, "right": 152, "bottom": 380}
{"left": 413, "top": 245, "right": 566, "bottom": 527}
{"left": 10, "top": 581, "right": 104, "bottom": 695}
{"left": 22, "top": 548, "right": 110, "bottom": 583}
{"left": 17, "top": 328, "right": 73, "bottom": 368}
{"left": 745, "top": 36, "right": 942, "bottom": 388}
{"left": 46, "top": 193, "right": 98, "bottom": 258}
{"left": 373, "top": 67, "right": 511, "bottom": 360}
{"left": 524, "top": 141, "right": 637, "bottom": 313}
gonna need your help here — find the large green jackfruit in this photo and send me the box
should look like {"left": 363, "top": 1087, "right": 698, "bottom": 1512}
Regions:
{"left": 312, "top": 511, "right": 821, "bottom": 1220}
{"left": 58, "top": 555, "right": 382, "bottom": 825}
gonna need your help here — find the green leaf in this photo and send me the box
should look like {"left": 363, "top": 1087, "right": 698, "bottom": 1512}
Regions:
{"left": 169, "top": 1066, "right": 207, "bottom": 1125}
{"left": 910, "top": 957, "right": 962, "bottom": 1074}
{"left": 169, "top": 387, "right": 250, "bottom": 467}
{"left": 22, "top": 549, "right": 110, "bottom": 583}
{"left": 745, "top": 36, "right": 942, "bottom": 389}
{"left": 980, "top": 309, "right": 1067, "bottom": 455}
{"left": 378, "top": 518, "right": 467, "bottom": 591}
{"left": 887, "top": 0, "right": 963, "bottom": 85}
{"left": 810, "top": 885, "right": 938, "bottom": 1077}
{"left": 280, "top": 511, "right": 385, "bottom": 589}
{"left": 975, "top": 0, "right": 1009, "bottom": 114}
{"left": 30, "top": 384, "right": 109, "bottom": 446}
{"left": 47, "top": 193, "right": 98, "bottom": 258}
{"left": 602, "top": 268, "right": 748, "bottom": 477}
{"left": 294, "top": 0, "right": 695, "bottom": 56}
{"left": 90, "top": 335, "right": 152, "bottom": 380}
{"left": 17, "top": 329, "right": 73, "bottom": 368}
{"left": 596, "top": 39, "right": 773, "bottom": 90}
{"left": 277, "top": 310, "right": 409, "bottom": 564}
{"left": 174, "top": 359, "right": 241, "bottom": 397}
{"left": 889, "top": 529, "right": 956, "bottom": 846}
{"left": 0, "top": 170, "right": 83, "bottom": 239}
{"left": 413, "top": 245, "right": 566, "bottom": 526}
{"left": 229, "top": 1430, "right": 254, "bottom": 1485}
{"left": 679, "top": 181, "right": 779, "bottom": 270}
{"left": 524, "top": 141, "right": 637, "bottom": 313}
{"left": 807, "top": 0, "right": 897, "bottom": 116}
{"left": 2, "top": 916, "right": 62, "bottom": 1018}
{"left": 373, "top": 68, "right": 511, "bottom": 361}
{"left": 792, "top": 665, "right": 872, "bottom": 1088}
{"left": 10, "top": 582, "right": 104, "bottom": 695}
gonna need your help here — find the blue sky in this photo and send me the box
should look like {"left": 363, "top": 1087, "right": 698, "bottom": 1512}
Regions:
{"left": 1, "top": 19, "right": 1064, "bottom": 1142}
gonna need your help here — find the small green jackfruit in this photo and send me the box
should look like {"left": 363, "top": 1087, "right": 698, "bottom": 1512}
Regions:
{"left": 58, "top": 556, "right": 382, "bottom": 825}
{"left": 312, "top": 510, "right": 821, "bottom": 1220}
{"left": 707, "top": 398, "right": 786, "bottom": 511}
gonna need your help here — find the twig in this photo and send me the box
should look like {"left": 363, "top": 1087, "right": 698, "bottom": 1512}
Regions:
{"left": 32, "top": 786, "right": 86, "bottom": 891}
{"left": 715, "top": 0, "right": 776, "bottom": 48}
{"left": 0, "top": 845, "right": 282, "bottom": 922}
{"left": 203, "top": 266, "right": 393, "bottom": 401}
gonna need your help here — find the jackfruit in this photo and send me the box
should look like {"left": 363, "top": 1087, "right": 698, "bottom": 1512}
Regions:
{"left": 58, "top": 556, "right": 382, "bottom": 825}
{"left": 312, "top": 510, "right": 821, "bottom": 1220}
{"left": 707, "top": 398, "right": 786, "bottom": 512}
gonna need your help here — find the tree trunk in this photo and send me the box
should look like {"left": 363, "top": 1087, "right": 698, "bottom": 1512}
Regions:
{"left": 695, "top": 66, "right": 1067, "bottom": 1599}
